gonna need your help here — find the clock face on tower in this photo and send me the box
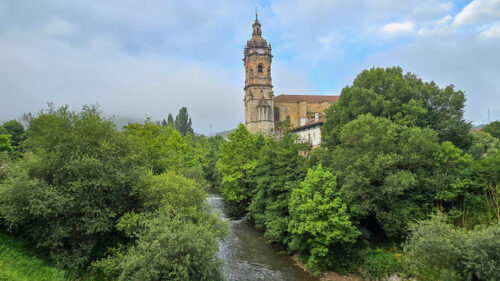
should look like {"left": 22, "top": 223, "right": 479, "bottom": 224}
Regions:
{"left": 257, "top": 48, "right": 264, "bottom": 54}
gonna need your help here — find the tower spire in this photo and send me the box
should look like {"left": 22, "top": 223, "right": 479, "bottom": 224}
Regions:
{"left": 252, "top": 7, "right": 262, "bottom": 36}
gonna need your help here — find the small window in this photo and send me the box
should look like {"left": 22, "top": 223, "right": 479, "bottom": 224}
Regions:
{"left": 258, "top": 64, "right": 263, "bottom": 73}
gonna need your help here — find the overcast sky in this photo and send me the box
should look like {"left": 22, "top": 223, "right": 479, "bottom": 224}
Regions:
{"left": 0, "top": 0, "right": 499, "bottom": 134}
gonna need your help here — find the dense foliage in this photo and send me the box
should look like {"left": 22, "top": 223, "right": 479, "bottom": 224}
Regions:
{"left": 483, "top": 121, "right": 500, "bottom": 139}
{"left": 0, "top": 105, "right": 146, "bottom": 270}
{"left": 0, "top": 120, "right": 26, "bottom": 149}
{"left": 249, "top": 129, "right": 308, "bottom": 245}
{"left": 0, "top": 105, "right": 227, "bottom": 280}
{"left": 216, "top": 66, "right": 500, "bottom": 279}
{"left": 216, "top": 124, "right": 264, "bottom": 217}
{"left": 322, "top": 66, "right": 471, "bottom": 149}
{"left": 288, "top": 166, "right": 360, "bottom": 273}
{"left": 404, "top": 214, "right": 500, "bottom": 281}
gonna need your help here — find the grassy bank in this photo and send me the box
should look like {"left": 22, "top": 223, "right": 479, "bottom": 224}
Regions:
{"left": 0, "top": 233, "right": 66, "bottom": 281}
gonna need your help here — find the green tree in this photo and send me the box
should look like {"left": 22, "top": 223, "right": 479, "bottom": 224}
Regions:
{"left": 174, "top": 107, "right": 194, "bottom": 136}
{"left": 463, "top": 223, "right": 500, "bottom": 281}
{"left": 288, "top": 165, "right": 360, "bottom": 273}
{"left": 186, "top": 134, "right": 225, "bottom": 189}
{"left": 167, "top": 113, "right": 174, "bottom": 126}
{"left": 467, "top": 131, "right": 500, "bottom": 160}
{"left": 404, "top": 214, "right": 466, "bottom": 281}
{"left": 161, "top": 118, "right": 167, "bottom": 127}
{"left": 216, "top": 124, "right": 262, "bottom": 217}
{"left": 1, "top": 120, "right": 26, "bottom": 148}
{"left": 322, "top": 66, "right": 471, "bottom": 149}
{"left": 0, "top": 134, "right": 12, "bottom": 153}
{"left": 433, "top": 141, "right": 473, "bottom": 215}
{"left": 472, "top": 150, "right": 500, "bottom": 223}
{"left": 0, "top": 105, "right": 146, "bottom": 271}
{"left": 404, "top": 214, "right": 500, "bottom": 281}
{"left": 332, "top": 114, "right": 439, "bottom": 237}
{"left": 124, "top": 119, "right": 195, "bottom": 175}
{"left": 247, "top": 131, "right": 308, "bottom": 246}
{"left": 483, "top": 121, "right": 500, "bottom": 139}
{"left": 94, "top": 171, "right": 228, "bottom": 281}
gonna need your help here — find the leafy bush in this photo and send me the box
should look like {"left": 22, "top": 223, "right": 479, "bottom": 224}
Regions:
{"left": 0, "top": 105, "right": 145, "bottom": 271}
{"left": 94, "top": 171, "right": 228, "bottom": 281}
{"left": 404, "top": 214, "right": 500, "bottom": 281}
{"left": 94, "top": 210, "right": 227, "bottom": 281}
{"left": 463, "top": 224, "right": 500, "bottom": 281}
{"left": 288, "top": 165, "right": 360, "bottom": 274}
{"left": 404, "top": 214, "right": 466, "bottom": 281}
{"left": 362, "top": 248, "right": 403, "bottom": 280}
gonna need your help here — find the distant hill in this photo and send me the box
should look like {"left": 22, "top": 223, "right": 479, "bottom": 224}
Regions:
{"left": 214, "top": 129, "right": 235, "bottom": 138}
{"left": 472, "top": 124, "right": 486, "bottom": 131}
{"left": 110, "top": 116, "right": 144, "bottom": 130}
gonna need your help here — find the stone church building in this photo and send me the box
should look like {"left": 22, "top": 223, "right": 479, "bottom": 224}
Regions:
{"left": 243, "top": 13, "right": 338, "bottom": 146}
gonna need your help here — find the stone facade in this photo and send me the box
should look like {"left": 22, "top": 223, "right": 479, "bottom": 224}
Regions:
{"left": 243, "top": 13, "right": 274, "bottom": 135}
{"left": 274, "top": 95, "right": 339, "bottom": 129}
{"left": 243, "top": 14, "right": 339, "bottom": 139}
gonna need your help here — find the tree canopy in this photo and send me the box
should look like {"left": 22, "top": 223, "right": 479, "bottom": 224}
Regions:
{"left": 0, "top": 120, "right": 26, "bottom": 150}
{"left": 322, "top": 66, "right": 471, "bottom": 149}
{"left": 483, "top": 121, "right": 500, "bottom": 139}
{"left": 173, "top": 107, "right": 194, "bottom": 136}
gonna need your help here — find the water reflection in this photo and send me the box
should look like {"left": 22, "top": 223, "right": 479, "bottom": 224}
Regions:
{"left": 207, "top": 195, "right": 317, "bottom": 281}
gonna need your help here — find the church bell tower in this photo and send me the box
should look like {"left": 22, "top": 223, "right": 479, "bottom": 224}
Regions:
{"left": 243, "top": 11, "right": 274, "bottom": 134}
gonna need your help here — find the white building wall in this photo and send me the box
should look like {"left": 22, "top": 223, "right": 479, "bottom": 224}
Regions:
{"left": 296, "top": 126, "right": 322, "bottom": 147}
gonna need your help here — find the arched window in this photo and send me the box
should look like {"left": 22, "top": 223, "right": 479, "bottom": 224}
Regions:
{"left": 258, "top": 64, "right": 263, "bottom": 73}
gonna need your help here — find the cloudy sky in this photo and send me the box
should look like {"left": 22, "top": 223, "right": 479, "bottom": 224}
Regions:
{"left": 0, "top": 0, "right": 499, "bottom": 134}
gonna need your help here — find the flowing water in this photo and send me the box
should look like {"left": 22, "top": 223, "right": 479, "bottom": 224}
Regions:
{"left": 207, "top": 194, "right": 317, "bottom": 281}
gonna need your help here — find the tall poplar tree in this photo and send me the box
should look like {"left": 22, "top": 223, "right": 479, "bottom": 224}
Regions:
{"left": 174, "top": 107, "right": 194, "bottom": 136}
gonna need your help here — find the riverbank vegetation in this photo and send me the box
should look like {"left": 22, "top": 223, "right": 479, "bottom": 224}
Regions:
{"left": 217, "top": 67, "right": 500, "bottom": 280}
{"left": 0, "top": 106, "right": 227, "bottom": 280}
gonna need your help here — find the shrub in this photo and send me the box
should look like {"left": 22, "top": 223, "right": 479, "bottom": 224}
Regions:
{"left": 0, "top": 105, "right": 145, "bottom": 270}
{"left": 362, "top": 248, "right": 403, "bottom": 279}
{"left": 404, "top": 214, "right": 500, "bottom": 281}
{"left": 94, "top": 210, "right": 227, "bottom": 281}
{"left": 463, "top": 224, "right": 500, "bottom": 281}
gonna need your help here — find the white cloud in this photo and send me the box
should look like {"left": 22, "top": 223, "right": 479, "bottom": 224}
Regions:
{"left": 42, "top": 18, "right": 74, "bottom": 37}
{"left": 453, "top": 0, "right": 500, "bottom": 26}
{"left": 381, "top": 21, "right": 415, "bottom": 37}
{"left": 272, "top": 60, "right": 312, "bottom": 95}
{"left": 1, "top": 0, "right": 500, "bottom": 130}
{"left": 480, "top": 22, "right": 500, "bottom": 38}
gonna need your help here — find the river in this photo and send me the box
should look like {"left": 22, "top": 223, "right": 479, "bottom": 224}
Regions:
{"left": 207, "top": 194, "right": 317, "bottom": 281}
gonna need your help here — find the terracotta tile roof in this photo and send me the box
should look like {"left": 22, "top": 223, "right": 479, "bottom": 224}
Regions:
{"left": 292, "top": 118, "right": 326, "bottom": 132}
{"left": 274, "top": 94, "right": 339, "bottom": 103}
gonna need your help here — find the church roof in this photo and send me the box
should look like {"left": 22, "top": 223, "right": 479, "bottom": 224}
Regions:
{"left": 274, "top": 94, "right": 339, "bottom": 103}
{"left": 291, "top": 118, "right": 326, "bottom": 132}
